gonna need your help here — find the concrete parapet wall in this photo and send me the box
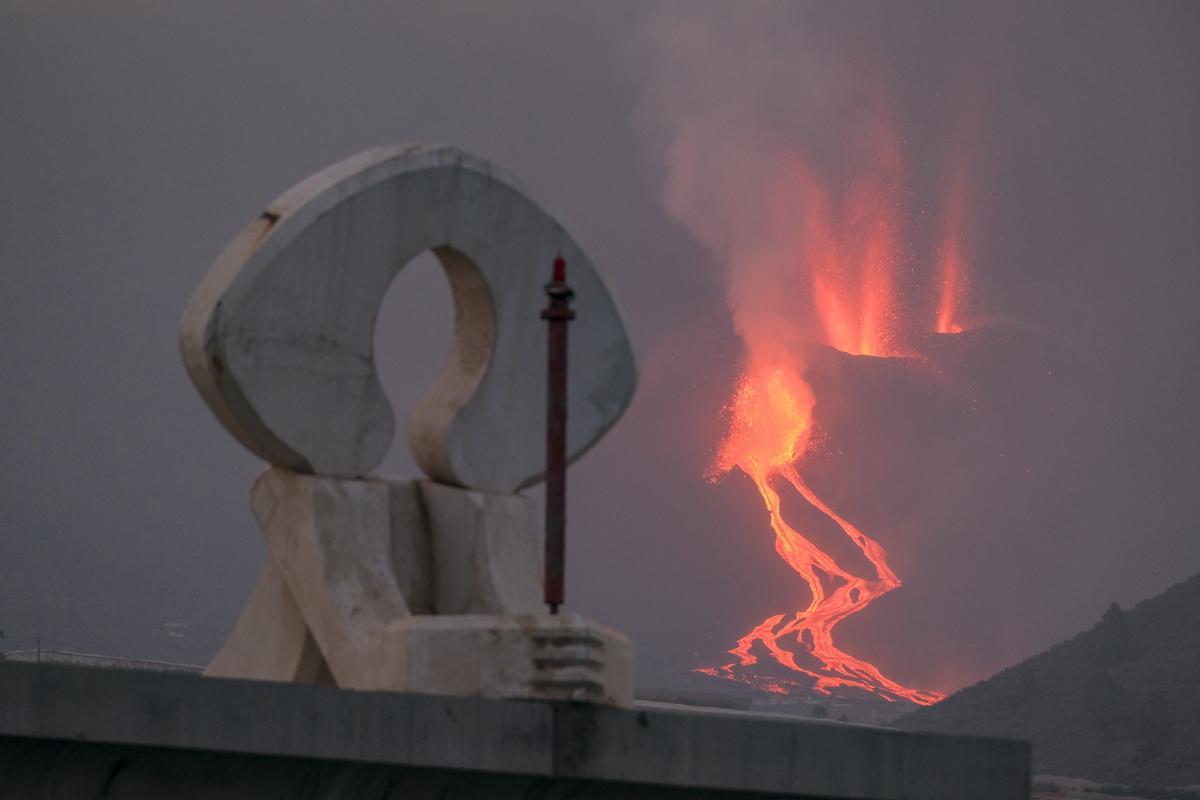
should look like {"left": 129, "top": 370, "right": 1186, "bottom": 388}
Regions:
{"left": 0, "top": 661, "right": 1029, "bottom": 799}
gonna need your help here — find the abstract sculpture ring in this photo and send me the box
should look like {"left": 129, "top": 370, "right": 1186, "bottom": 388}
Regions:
{"left": 180, "top": 144, "right": 637, "bottom": 705}
{"left": 181, "top": 143, "right": 636, "bottom": 491}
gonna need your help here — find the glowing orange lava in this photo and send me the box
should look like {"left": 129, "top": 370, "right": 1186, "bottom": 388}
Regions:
{"left": 702, "top": 368, "right": 943, "bottom": 705}
{"left": 701, "top": 143, "right": 965, "bottom": 706}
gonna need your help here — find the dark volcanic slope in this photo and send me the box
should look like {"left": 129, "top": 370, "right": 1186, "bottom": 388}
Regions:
{"left": 894, "top": 573, "right": 1200, "bottom": 786}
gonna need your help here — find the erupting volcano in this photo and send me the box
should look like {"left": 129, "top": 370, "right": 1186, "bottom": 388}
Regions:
{"left": 698, "top": 143, "right": 970, "bottom": 707}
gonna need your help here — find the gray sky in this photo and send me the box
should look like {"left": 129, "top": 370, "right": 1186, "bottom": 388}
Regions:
{"left": 2, "top": 1, "right": 1198, "bottom": 694}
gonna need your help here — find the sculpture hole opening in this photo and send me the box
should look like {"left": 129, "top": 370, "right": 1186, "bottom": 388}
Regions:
{"left": 374, "top": 250, "right": 454, "bottom": 477}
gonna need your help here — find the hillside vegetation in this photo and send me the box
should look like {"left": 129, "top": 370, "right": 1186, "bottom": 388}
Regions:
{"left": 895, "top": 573, "right": 1200, "bottom": 786}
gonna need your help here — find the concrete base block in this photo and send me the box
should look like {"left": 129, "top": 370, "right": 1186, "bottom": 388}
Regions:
{"left": 419, "top": 480, "right": 544, "bottom": 614}
{"left": 389, "top": 614, "right": 633, "bottom": 706}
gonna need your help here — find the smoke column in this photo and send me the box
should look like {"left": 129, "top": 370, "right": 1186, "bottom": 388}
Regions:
{"left": 637, "top": 3, "right": 969, "bottom": 704}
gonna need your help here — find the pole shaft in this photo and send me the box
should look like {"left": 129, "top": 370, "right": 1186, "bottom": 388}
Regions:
{"left": 542, "top": 257, "right": 575, "bottom": 614}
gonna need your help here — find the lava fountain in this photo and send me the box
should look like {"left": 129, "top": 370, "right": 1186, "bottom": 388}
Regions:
{"left": 699, "top": 147, "right": 965, "bottom": 706}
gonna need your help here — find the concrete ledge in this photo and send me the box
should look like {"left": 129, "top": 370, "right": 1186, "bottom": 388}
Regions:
{"left": 0, "top": 661, "right": 1029, "bottom": 799}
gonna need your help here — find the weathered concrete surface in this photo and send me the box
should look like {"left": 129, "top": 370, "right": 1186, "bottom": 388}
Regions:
{"left": 179, "top": 143, "right": 638, "bottom": 490}
{"left": 0, "top": 661, "right": 1030, "bottom": 799}
{"left": 0, "top": 737, "right": 781, "bottom": 800}
{"left": 420, "top": 478, "right": 544, "bottom": 614}
{"left": 392, "top": 614, "right": 633, "bottom": 706}
{"left": 209, "top": 468, "right": 629, "bottom": 704}
{"left": 251, "top": 468, "right": 415, "bottom": 689}
{"left": 204, "top": 562, "right": 332, "bottom": 683}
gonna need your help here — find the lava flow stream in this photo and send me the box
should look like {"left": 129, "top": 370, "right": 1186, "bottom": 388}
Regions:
{"left": 700, "top": 365, "right": 944, "bottom": 706}
{"left": 698, "top": 149, "right": 958, "bottom": 706}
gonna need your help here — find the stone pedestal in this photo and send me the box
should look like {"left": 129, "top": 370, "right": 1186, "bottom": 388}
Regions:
{"left": 207, "top": 468, "right": 633, "bottom": 707}
{"left": 376, "top": 614, "right": 632, "bottom": 705}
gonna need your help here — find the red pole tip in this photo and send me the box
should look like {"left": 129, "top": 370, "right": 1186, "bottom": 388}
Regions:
{"left": 552, "top": 256, "right": 566, "bottom": 283}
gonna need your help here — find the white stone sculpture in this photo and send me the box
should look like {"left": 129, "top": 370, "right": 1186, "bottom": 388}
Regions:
{"left": 182, "top": 144, "right": 637, "bottom": 707}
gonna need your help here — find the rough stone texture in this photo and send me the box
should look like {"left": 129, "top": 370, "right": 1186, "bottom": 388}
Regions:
{"left": 419, "top": 479, "right": 543, "bottom": 614}
{"left": 387, "top": 480, "right": 435, "bottom": 614}
{"left": 252, "top": 468, "right": 414, "bottom": 688}
{"left": 0, "top": 661, "right": 1031, "bottom": 799}
{"left": 394, "top": 614, "right": 633, "bottom": 706}
{"left": 179, "top": 143, "right": 637, "bottom": 491}
{"left": 211, "top": 468, "right": 631, "bottom": 705}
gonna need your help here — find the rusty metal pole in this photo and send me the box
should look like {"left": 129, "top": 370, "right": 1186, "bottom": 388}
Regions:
{"left": 541, "top": 255, "right": 575, "bottom": 614}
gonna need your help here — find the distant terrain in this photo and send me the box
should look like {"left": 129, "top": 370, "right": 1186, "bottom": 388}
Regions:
{"left": 895, "top": 573, "right": 1200, "bottom": 787}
